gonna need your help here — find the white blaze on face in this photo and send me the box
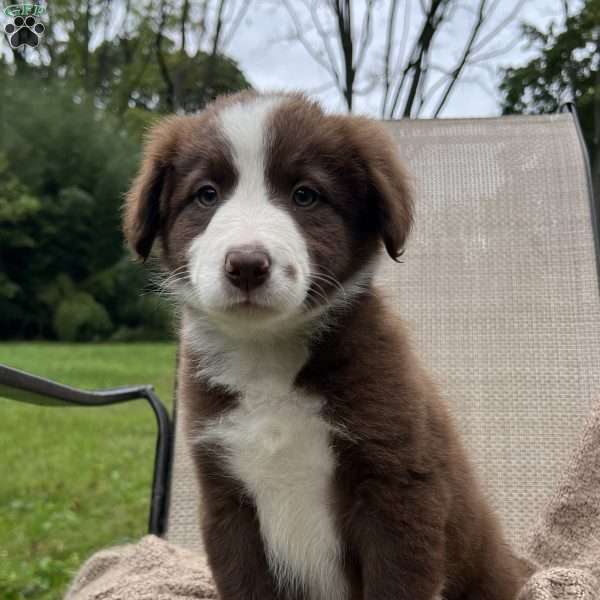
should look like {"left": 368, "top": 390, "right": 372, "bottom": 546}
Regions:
{"left": 187, "top": 96, "right": 311, "bottom": 329}
{"left": 185, "top": 97, "right": 349, "bottom": 598}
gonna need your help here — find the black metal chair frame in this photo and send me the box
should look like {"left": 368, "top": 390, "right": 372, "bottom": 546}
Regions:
{"left": 0, "top": 364, "right": 173, "bottom": 536}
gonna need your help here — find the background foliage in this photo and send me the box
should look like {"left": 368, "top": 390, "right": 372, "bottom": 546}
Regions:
{"left": 501, "top": 0, "right": 599, "bottom": 196}
{"left": 0, "top": 0, "right": 251, "bottom": 341}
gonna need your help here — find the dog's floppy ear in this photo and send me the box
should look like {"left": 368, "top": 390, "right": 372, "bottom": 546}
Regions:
{"left": 123, "top": 116, "right": 183, "bottom": 261}
{"left": 346, "top": 117, "right": 414, "bottom": 261}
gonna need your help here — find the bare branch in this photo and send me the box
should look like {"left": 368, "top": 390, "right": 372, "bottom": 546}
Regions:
{"left": 93, "top": 0, "right": 113, "bottom": 89}
{"left": 396, "top": 0, "right": 451, "bottom": 118}
{"left": 122, "top": 45, "right": 155, "bottom": 113}
{"left": 416, "top": 64, "right": 432, "bottom": 113}
{"left": 211, "top": 0, "right": 227, "bottom": 57}
{"left": 222, "top": 1, "right": 253, "bottom": 49}
{"left": 394, "top": 0, "right": 412, "bottom": 75}
{"left": 121, "top": 0, "right": 131, "bottom": 38}
{"left": 469, "top": 33, "right": 526, "bottom": 63}
{"left": 156, "top": 0, "right": 175, "bottom": 112}
{"left": 387, "top": 0, "right": 446, "bottom": 118}
{"left": 470, "top": 0, "right": 526, "bottom": 54}
{"left": 419, "top": 72, "right": 450, "bottom": 107}
{"left": 281, "top": 0, "right": 341, "bottom": 85}
{"left": 308, "top": 0, "right": 344, "bottom": 82}
{"left": 180, "top": 0, "right": 189, "bottom": 56}
{"left": 82, "top": 0, "right": 91, "bottom": 89}
{"left": 195, "top": 0, "right": 227, "bottom": 107}
{"left": 380, "top": 0, "right": 400, "bottom": 117}
{"left": 280, "top": 0, "right": 525, "bottom": 119}
{"left": 385, "top": 0, "right": 413, "bottom": 116}
{"left": 279, "top": 0, "right": 377, "bottom": 111}
{"left": 482, "top": 0, "right": 502, "bottom": 22}
{"left": 355, "top": 0, "right": 376, "bottom": 71}
{"left": 331, "top": 0, "right": 356, "bottom": 110}
{"left": 196, "top": 0, "right": 211, "bottom": 50}
{"left": 387, "top": 10, "right": 425, "bottom": 118}
{"left": 222, "top": 0, "right": 238, "bottom": 24}
{"left": 469, "top": 61, "right": 496, "bottom": 79}
{"left": 432, "top": 0, "right": 488, "bottom": 117}
{"left": 428, "top": 62, "right": 452, "bottom": 75}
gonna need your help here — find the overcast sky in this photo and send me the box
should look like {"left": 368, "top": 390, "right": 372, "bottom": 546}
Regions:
{"left": 0, "top": 0, "right": 581, "bottom": 117}
{"left": 224, "top": 0, "right": 581, "bottom": 118}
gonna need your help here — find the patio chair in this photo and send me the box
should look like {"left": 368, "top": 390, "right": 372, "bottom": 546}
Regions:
{"left": 1, "top": 106, "right": 598, "bottom": 565}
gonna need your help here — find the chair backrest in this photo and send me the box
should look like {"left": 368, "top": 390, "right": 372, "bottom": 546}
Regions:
{"left": 165, "top": 112, "right": 600, "bottom": 555}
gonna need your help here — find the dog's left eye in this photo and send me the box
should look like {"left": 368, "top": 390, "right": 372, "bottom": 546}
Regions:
{"left": 293, "top": 186, "right": 319, "bottom": 208}
{"left": 195, "top": 185, "right": 218, "bottom": 207}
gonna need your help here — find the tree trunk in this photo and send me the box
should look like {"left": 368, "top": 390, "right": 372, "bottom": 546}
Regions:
{"left": 332, "top": 0, "right": 355, "bottom": 112}
{"left": 156, "top": 2, "right": 175, "bottom": 112}
{"left": 83, "top": 0, "right": 91, "bottom": 90}
{"left": 201, "top": 0, "right": 226, "bottom": 108}
{"left": 402, "top": 0, "right": 447, "bottom": 118}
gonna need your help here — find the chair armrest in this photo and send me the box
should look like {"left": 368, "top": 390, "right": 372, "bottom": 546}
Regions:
{"left": 0, "top": 364, "right": 173, "bottom": 536}
{"left": 0, "top": 363, "right": 156, "bottom": 406}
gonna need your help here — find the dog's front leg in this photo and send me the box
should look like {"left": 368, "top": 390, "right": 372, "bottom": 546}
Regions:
{"left": 198, "top": 456, "right": 280, "bottom": 600}
{"left": 350, "top": 478, "right": 447, "bottom": 600}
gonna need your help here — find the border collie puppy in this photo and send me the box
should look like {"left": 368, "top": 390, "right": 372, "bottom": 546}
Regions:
{"left": 123, "top": 91, "right": 524, "bottom": 600}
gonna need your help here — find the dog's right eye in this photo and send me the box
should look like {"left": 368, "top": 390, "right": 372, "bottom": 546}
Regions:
{"left": 194, "top": 185, "right": 218, "bottom": 208}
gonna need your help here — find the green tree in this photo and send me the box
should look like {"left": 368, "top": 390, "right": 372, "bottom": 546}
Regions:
{"left": 0, "top": 1, "right": 252, "bottom": 340}
{"left": 91, "top": 35, "right": 249, "bottom": 116}
{"left": 4, "top": 0, "right": 252, "bottom": 125}
{"left": 0, "top": 76, "right": 138, "bottom": 338}
{"left": 0, "top": 154, "right": 41, "bottom": 334}
{"left": 500, "top": 0, "right": 599, "bottom": 195}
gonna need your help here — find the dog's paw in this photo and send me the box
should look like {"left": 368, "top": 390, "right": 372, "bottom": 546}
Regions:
{"left": 4, "top": 15, "right": 45, "bottom": 48}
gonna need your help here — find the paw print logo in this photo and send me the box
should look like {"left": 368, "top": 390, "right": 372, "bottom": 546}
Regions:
{"left": 4, "top": 15, "right": 45, "bottom": 48}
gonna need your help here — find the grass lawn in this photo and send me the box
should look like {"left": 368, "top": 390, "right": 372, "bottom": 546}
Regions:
{"left": 0, "top": 343, "right": 177, "bottom": 600}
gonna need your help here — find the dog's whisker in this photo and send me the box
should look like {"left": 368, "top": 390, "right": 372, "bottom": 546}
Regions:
{"left": 307, "top": 265, "right": 347, "bottom": 297}
{"left": 155, "top": 267, "right": 190, "bottom": 289}
{"left": 306, "top": 284, "right": 332, "bottom": 310}
{"left": 309, "top": 274, "right": 346, "bottom": 299}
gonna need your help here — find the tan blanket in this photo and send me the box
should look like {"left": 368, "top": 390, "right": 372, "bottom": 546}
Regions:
{"left": 516, "top": 398, "right": 600, "bottom": 599}
{"left": 66, "top": 401, "right": 600, "bottom": 600}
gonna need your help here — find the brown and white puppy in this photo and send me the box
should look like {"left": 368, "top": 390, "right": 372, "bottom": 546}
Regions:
{"left": 124, "top": 91, "right": 525, "bottom": 600}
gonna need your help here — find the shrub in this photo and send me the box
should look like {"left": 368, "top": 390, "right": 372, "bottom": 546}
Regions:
{"left": 53, "top": 292, "right": 113, "bottom": 342}
{"left": 84, "top": 260, "right": 174, "bottom": 341}
{"left": 0, "top": 76, "right": 138, "bottom": 338}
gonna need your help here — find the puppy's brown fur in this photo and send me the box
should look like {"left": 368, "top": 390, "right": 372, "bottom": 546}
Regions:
{"left": 124, "top": 91, "right": 526, "bottom": 599}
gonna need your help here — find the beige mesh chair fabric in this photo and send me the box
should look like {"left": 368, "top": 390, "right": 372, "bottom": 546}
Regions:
{"left": 165, "top": 113, "right": 600, "bottom": 556}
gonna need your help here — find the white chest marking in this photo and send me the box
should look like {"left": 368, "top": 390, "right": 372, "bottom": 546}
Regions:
{"left": 190, "top": 332, "right": 348, "bottom": 600}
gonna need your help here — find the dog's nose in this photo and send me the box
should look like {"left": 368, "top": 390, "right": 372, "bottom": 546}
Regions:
{"left": 224, "top": 247, "right": 271, "bottom": 292}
